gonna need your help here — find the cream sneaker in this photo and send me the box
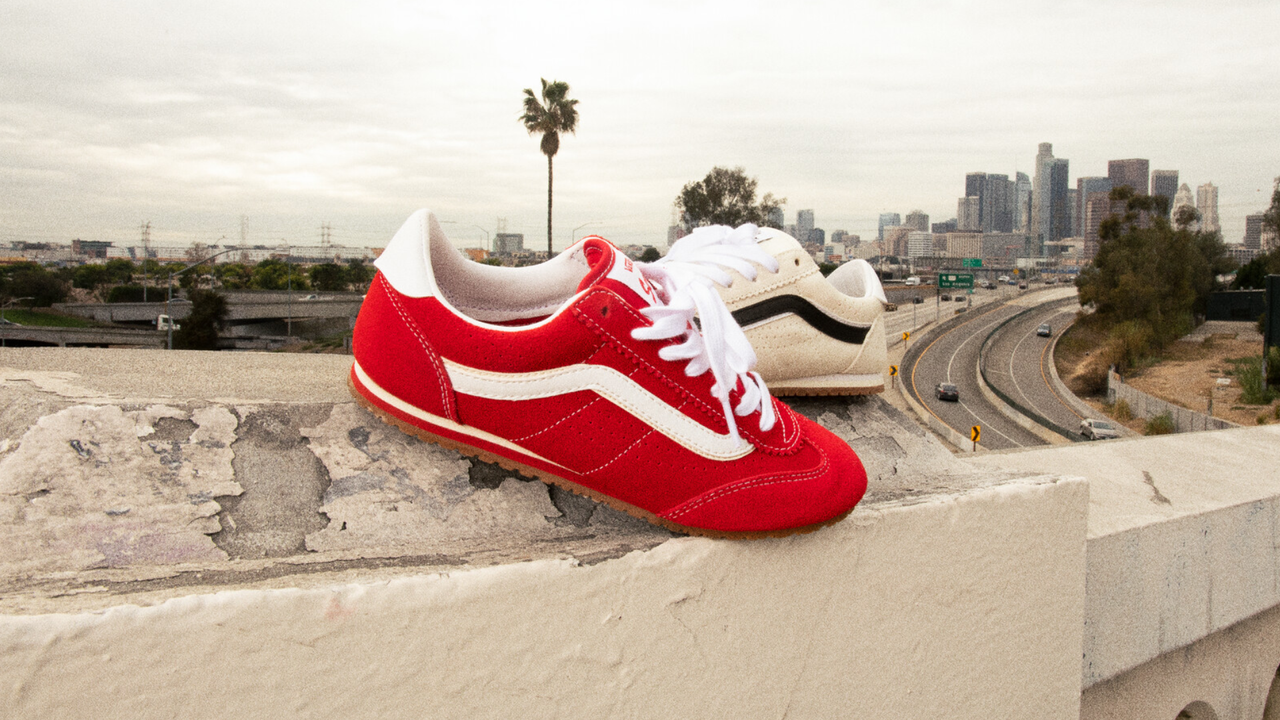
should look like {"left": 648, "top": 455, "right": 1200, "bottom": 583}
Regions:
{"left": 653, "top": 224, "right": 889, "bottom": 396}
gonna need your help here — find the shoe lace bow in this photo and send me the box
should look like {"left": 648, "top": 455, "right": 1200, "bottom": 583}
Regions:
{"left": 632, "top": 224, "right": 779, "bottom": 447}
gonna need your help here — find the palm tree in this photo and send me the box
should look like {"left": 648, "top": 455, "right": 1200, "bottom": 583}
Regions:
{"left": 521, "top": 78, "right": 579, "bottom": 258}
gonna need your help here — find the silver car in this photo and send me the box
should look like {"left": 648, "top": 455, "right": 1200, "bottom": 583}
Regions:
{"left": 1080, "top": 418, "right": 1120, "bottom": 440}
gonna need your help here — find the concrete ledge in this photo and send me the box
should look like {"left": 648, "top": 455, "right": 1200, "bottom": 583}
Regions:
{"left": 0, "top": 347, "right": 1091, "bottom": 718}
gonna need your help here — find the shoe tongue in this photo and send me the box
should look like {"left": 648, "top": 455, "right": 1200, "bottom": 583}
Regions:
{"left": 578, "top": 237, "right": 660, "bottom": 309}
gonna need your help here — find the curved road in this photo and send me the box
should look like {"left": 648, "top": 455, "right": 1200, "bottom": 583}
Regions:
{"left": 901, "top": 287, "right": 1084, "bottom": 451}
{"left": 981, "top": 301, "right": 1088, "bottom": 439}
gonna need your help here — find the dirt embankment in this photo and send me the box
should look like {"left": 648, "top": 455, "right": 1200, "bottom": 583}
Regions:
{"left": 1055, "top": 317, "right": 1279, "bottom": 430}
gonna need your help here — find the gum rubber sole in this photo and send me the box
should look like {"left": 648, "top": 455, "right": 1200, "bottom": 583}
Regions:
{"left": 347, "top": 374, "right": 851, "bottom": 540}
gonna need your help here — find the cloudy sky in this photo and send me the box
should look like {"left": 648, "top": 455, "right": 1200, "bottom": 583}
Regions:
{"left": 2, "top": 0, "right": 1278, "bottom": 253}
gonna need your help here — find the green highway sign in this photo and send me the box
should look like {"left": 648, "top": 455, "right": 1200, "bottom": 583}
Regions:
{"left": 962, "top": 258, "right": 982, "bottom": 268}
{"left": 938, "top": 273, "right": 974, "bottom": 289}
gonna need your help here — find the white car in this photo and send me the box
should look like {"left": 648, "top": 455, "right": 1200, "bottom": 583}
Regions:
{"left": 1080, "top": 418, "right": 1120, "bottom": 440}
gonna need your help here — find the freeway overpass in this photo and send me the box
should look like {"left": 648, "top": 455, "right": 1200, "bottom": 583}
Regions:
{"left": 52, "top": 293, "right": 364, "bottom": 325}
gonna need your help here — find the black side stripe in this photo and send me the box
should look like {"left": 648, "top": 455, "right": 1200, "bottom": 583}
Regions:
{"left": 731, "top": 295, "right": 870, "bottom": 345}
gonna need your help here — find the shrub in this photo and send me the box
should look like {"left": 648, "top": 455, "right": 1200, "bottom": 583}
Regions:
{"left": 107, "top": 285, "right": 148, "bottom": 303}
{"left": 1236, "top": 356, "right": 1277, "bottom": 405}
{"left": 1112, "top": 399, "right": 1133, "bottom": 421}
{"left": 1268, "top": 346, "right": 1280, "bottom": 388}
{"left": 1259, "top": 413, "right": 1269, "bottom": 425}
{"left": 1104, "top": 321, "right": 1153, "bottom": 372}
{"left": 1144, "top": 412, "right": 1175, "bottom": 435}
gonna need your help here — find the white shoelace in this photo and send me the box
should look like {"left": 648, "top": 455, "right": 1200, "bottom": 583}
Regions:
{"left": 632, "top": 224, "right": 779, "bottom": 447}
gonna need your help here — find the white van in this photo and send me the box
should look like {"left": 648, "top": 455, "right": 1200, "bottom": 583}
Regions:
{"left": 904, "top": 276, "right": 921, "bottom": 286}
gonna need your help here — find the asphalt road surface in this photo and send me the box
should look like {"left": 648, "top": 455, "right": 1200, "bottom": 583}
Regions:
{"left": 903, "top": 299, "right": 1047, "bottom": 450}
{"left": 981, "top": 301, "right": 1089, "bottom": 440}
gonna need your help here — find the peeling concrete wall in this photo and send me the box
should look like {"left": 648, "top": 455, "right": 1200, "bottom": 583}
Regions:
{"left": 0, "top": 477, "right": 1088, "bottom": 720}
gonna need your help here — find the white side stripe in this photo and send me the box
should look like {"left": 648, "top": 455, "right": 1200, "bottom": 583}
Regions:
{"left": 352, "top": 361, "right": 570, "bottom": 471}
{"left": 443, "top": 359, "right": 754, "bottom": 462}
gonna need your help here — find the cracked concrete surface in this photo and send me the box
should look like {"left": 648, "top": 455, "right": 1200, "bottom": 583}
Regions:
{"left": 0, "top": 348, "right": 1009, "bottom": 615}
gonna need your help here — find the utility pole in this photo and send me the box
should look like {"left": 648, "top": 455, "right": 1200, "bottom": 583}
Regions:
{"left": 320, "top": 222, "right": 332, "bottom": 251}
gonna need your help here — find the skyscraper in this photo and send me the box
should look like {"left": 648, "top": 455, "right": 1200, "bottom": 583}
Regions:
{"left": 904, "top": 210, "right": 929, "bottom": 231}
{"left": 1082, "top": 192, "right": 1113, "bottom": 262}
{"left": 1244, "top": 215, "right": 1264, "bottom": 250}
{"left": 957, "top": 197, "right": 980, "bottom": 232}
{"left": 1067, "top": 188, "right": 1079, "bottom": 238}
{"left": 1076, "top": 177, "right": 1113, "bottom": 236}
{"left": 1172, "top": 183, "right": 1196, "bottom": 226}
{"left": 1031, "top": 143, "right": 1056, "bottom": 255}
{"left": 1108, "top": 159, "right": 1150, "bottom": 195}
{"left": 1197, "top": 183, "right": 1220, "bottom": 234}
{"left": 796, "top": 209, "right": 815, "bottom": 243}
{"left": 767, "top": 207, "right": 784, "bottom": 229}
{"left": 987, "top": 174, "right": 1013, "bottom": 233}
{"left": 1151, "top": 170, "right": 1179, "bottom": 217}
{"left": 1049, "top": 159, "right": 1070, "bottom": 244}
{"left": 878, "top": 213, "right": 901, "bottom": 243}
{"left": 1014, "top": 172, "right": 1032, "bottom": 232}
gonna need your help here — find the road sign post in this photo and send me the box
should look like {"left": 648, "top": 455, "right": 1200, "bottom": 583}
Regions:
{"left": 889, "top": 364, "right": 898, "bottom": 389}
{"left": 970, "top": 425, "right": 981, "bottom": 451}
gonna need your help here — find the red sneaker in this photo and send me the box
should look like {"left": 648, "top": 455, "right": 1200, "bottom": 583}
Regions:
{"left": 349, "top": 210, "right": 867, "bottom": 538}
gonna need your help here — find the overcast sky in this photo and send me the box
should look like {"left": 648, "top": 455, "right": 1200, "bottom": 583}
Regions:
{"left": 2, "top": 0, "right": 1278, "bottom": 253}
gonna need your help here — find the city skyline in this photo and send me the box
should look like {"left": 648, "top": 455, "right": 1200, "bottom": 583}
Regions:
{"left": 2, "top": 1, "right": 1278, "bottom": 252}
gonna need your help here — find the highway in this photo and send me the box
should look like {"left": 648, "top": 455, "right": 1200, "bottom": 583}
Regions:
{"left": 901, "top": 287, "right": 1082, "bottom": 451}
{"left": 980, "top": 300, "right": 1088, "bottom": 440}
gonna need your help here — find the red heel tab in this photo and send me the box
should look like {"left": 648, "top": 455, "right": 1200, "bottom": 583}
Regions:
{"left": 576, "top": 236, "right": 661, "bottom": 310}
{"left": 576, "top": 237, "right": 616, "bottom": 292}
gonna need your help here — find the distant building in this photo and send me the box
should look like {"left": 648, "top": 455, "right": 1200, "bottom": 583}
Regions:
{"left": 1030, "top": 144, "right": 1070, "bottom": 255}
{"left": 667, "top": 225, "right": 687, "bottom": 247}
{"left": 1108, "top": 158, "right": 1150, "bottom": 195}
{"left": 1049, "top": 159, "right": 1070, "bottom": 246}
{"left": 904, "top": 210, "right": 929, "bottom": 232}
{"left": 932, "top": 219, "right": 958, "bottom": 235}
{"left": 1197, "top": 183, "right": 1221, "bottom": 234}
{"left": 796, "top": 210, "right": 815, "bottom": 243}
{"left": 1076, "top": 177, "right": 1113, "bottom": 237}
{"left": 830, "top": 230, "right": 847, "bottom": 245}
{"left": 885, "top": 226, "right": 911, "bottom": 257}
{"left": 1228, "top": 243, "right": 1259, "bottom": 265}
{"left": 1067, "top": 188, "right": 1079, "bottom": 238}
{"left": 906, "top": 231, "right": 932, "bottom": 258}
{"left": 464, "top": 248, "right": 489, "bottom": 263}
{"left": 957, "top": 197, "right": 981, "bottom": 232}
{"left": 1172, "top": 183, "right": 1196, "bottom": 226}
{"left": 822, "top": 243, "right": 845, "bottom": 263}
{"left": 1014, "top": 172, "right": 1033, "bottom": 232}
{"left": 808, "top": 228, "right": 825, "bottom": 245}
{"left": 1151, "top": 170, "right": 1179, "bottom": 217}
{"left": 767, "top": 207, "right": 785, "bottom": 229}
{"left": 944, "top": 233, "right": 983, "bottom": 259}
{"left": 1243, "top": 214, "right": 1264, "bottom": 250}
{"left": 1082, "top": 192, "right": 1116, "bottom": 261}
{"left": 71, "top": 240, "right": 113, "bottom": 259}
{"left": 494, "top": 233, "right": 524, "bottom": 254}
{"left": 878, "top": 213, "right": 901, "bottom": 243}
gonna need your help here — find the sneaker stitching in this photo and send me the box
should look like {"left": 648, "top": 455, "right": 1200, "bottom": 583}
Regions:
{"left": 380, "top": 275, "right": 457, "bottom": 421}
{"left": 510, "top": 396, "right": 602, "bottom": 443}
{"left": 663, "top": 442, "right": 829, "bottom": 520}
{"left": 580, "top": 428, "right": 656, "bottom": 475}
{"left": 576, "top": 290, "right": 800, "bottom": 455}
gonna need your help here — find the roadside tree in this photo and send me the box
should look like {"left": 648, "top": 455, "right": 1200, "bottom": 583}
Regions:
{"left": 675, "top": 166, "right": 785, "bottom": 232}
{"left": 172, "top": 289, "right": 228, "bottom": 351}
{"left": 1076, "top": 186, "right": 1232, "bottom": 368}
{"left": 520, "top": 78, "right": 579, "bottom": 257}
